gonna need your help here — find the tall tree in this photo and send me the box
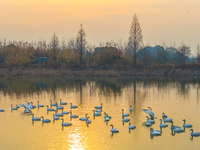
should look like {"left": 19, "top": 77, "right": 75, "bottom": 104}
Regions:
{"left": 76, "top": 24, "right": 87, "bottom": 65}
{"left": 128, "top": 14, "right": 143, "bottom": 68}
{"left": 178, "top": 44, "right": 191, "bottom": 65}
{"left": 50, "top": 32, "right": 59, "bottom": 61}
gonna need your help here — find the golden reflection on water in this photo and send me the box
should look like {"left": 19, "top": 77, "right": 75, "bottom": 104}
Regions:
{"left": 0, "top": 78, "right": 200, "bottom": 150}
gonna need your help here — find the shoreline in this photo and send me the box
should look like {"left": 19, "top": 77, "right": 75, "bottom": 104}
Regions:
{"left": 0, "top": 67, "right": 200, "bottom": 77}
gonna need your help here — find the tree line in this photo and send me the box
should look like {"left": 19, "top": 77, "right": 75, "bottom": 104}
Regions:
{"left": 0, "top": 15, "right": 199, "bottom": 70}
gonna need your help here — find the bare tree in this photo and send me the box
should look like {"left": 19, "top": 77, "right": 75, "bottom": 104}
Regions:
{"left": 50, "top": 32, "right": 60, "bottom": 61}
{"left": 196, "top": 44, "right": 200, "bottom": 63}
{"left": 127, "top": 14, "right": 143, "bottom": 68}
{"left": 177, "top": 44, "right": 191, "bottom": 65}
{"left": 76, "top": 24, "right": 87, "bottom": 65}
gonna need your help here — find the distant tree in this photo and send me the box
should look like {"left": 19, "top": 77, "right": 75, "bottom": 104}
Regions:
{"left": 76, "top": 24, "right": 87, "bottom": 65}
{"left": 127, "top": 14, "right": 143, "bottom": 68}
{"left": 196, "top": 44, "right": 200, "bottom": 63}
{"left": 177, "top": 44, "right": 191, "bottom": 65}
{"left": 50, "top": 33, "right": 60, "bottom": 61}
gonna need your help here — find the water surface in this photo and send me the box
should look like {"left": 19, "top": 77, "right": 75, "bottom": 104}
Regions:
{"left": 0, "top": 77, "right": 200, "bottom": 150}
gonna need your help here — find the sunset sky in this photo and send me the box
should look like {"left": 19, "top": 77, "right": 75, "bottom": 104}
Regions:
{"left": 1, "top": 0, "right": 200, "bottom": 51}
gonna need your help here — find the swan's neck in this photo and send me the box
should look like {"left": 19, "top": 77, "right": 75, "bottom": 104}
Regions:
{"left": 183, "top": 120, "right": 185, "bottom": 125}
{"left": 62, "top": 119, "right": 64, "bottom": 124}
{"left": 160, "top": 120, "right": 162, "bottom": 124}
{"left": 32, "top": 114, "right": 34, "bottom": 118}
{"left": 191, "top": 129, "right": 193, "bottom": 133}
{"left": 111, "top": 125, "right": 113, "bottom": 129}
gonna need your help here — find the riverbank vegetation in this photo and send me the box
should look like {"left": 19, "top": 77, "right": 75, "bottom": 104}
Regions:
{"left": 0, "top": 15, "right": 200, "bottom": 77}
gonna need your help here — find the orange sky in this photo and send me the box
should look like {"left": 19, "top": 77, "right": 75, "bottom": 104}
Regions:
{"left": 1, "top": 0, "right": 200, "bottom": 51}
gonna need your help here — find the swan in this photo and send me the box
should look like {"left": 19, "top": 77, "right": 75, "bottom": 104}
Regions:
{"left": 146, "top": 116, "right": 155, "bottom": 124}
{"left": 11, "top": 104, "right": 18, "bottom": 110}
{"left": 46, "top": 105, "right": 55, "bottom": 111}
{"left": 37, "top": 101, "right": 44, "bottom": 107}
{"left": 174, "top": 128, "right": 184, "bottom": 133}
{"left": 53, "top": 114, "right": 60, "bottom": 121}
{"left": 60, "top": 99, "right": 67, "bottom": 105}
{"left": 190, "top": 129, "right": 200, "bottom": 136}
{"left": 159, "top": 119, "right": 168, "bottom": 128}
{"left": 55, "top": 109, "right": 63, "bottom": 117}
{"left": 104, "top": 114, "right": 110, "bottom": 122}
{"left": 150, "top": 128, "right": 162, "bottom": 135}
{"left": 41, "top": 116, "right": 51, "bottom": 123}
{"left": 123, "top": 117, "right": 130, "bottom": 122}
{"left": 79, "top": 113, "right": 88, "bottom": 121}
{"left": 50, "top": 100, "right": 57, "bottom": 107}
{"left": 163, "top": 117, "right": 172, "bottom": 123}
{"left": 70, "top": 103, "right": 78, "bottom": 109}
{"left": 61, "top": 118, "right": 72, "bottom": 127}
{"left": 170, "top": 121, "right": 181, "bottom": 130}
{"left": 183, "top": 119, "right": 193, "bottom": 128}
{"left": 129, "top": 105, "right": 133, "bottom": 112}
{"left": 146, "top": 122, "right": 152, "bottom": 126}
{"left": 20, "top": 103, "right": 32, "bottom": 111}
{"left": 30, "top": 102, "right": 36, "bottom": 109}
{"left": 16, "top": 104, "right": 20, "bottom": 108}
{"left": 93, "top": 110, "right": 101, "bottom": 116}
{"left": 0, "top": 108, "right": 4, "bottom": 112}
{"left": 104, "top": 112, "right": 111, "bottom": 119}
{"left": 86, "top": 117, "right": 92, "bottom": 124}
{"left": 95, "top": 103, "right": 103, "bottom": 109}
{"left": 31, "top": 114, "right": 41, "bottom": 121}
{"left": 96, "top": 109, "right": 102, "bottom": 113}
{"left": 128, "top": 122, "right": 136, "bottom": 130}
{"left": 70, "top": 111, "right": 79, "bottom": 118}
{"left": 162, "top": 112, "right": 167, "bottom": 119}
{"left": 56, "top": 102, "right": 64, "bottom": 110}
{"left": 110, "top": 124, "right": 119, "bottom": 133}
{"left": 142, "top": 107, "right": 155, "bottom": 119}
{"left": 122, "top": 109, "right": 129, "bottom": 117}
{"left": 24, "top": 109, "right": 31, "bottom": 113}
{"left": 61, "top": 108, "right": 69, "bottom": 115}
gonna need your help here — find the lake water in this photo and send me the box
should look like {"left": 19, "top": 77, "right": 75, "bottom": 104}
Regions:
{"left": 0, "top": 77, "right": 200, "bottom": 150}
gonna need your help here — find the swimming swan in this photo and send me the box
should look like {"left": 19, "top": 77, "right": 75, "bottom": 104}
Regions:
{"left": 60, "top": 99, "right": 67, "bottom": 105}
{"left": 61, "top": 118, "right": 72, "bottom": 127}
{"left": 50, "top": 100, "right": 57, "bottom": 107}
{"left": 190, "top": 129, "right": 200, "bottom": 136}
{"left": 183, "top": 119, "right": 193, "bottom": 128}
{"left": 11, "top": 104, "right": 18, "bottom": 110}
{"left": 170, "top": 121, "right": 181, "bottom": 130}
{"left": 150, "top": 128, "right": 162, "bottom": 135}
{"left": 159, "top": 119, "right": 168, "bottom": 128}
{"left": 122, "top": 109, "right": 129, "bottom": 117}
{"left": 110, "top": 124, "right": 119, "bottom": 133}
{"left": 70, "top": 111, "right": 79, "bottom": 119}
{"left": 70, "top": 103, "right": 78, "bottom": 109}
{"left": 46, "top": 105, "right": 55, "bottom": 111}
{"left": 79, "top": 113, "right": 88, "bottom": 121}
{"left": 41, "top": 116, "right": 51, "bottom": 123}
{"left": 95, "top": 103, "right": 103, "bottom": 109}
{"left": 31, "top": 114, "right": 41, "bottom": 121}
{"left": 129, "top": 105, "right": 133, "bottom": 112}
{"left": 142, "top": 107, "right": 155, "bottom": 119}
{"left": 128, "top": 122, "right": 136, "bottom": 130}
{"left": 37, "top": 101, "right": 44, "bottom": 107}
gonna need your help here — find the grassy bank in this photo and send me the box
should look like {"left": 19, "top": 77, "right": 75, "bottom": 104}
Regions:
{"left": 0, "top": 67, "right": 200, "bottom": 77}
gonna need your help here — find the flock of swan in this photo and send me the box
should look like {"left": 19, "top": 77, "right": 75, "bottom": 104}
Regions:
{"left": 142, "top": 107, "right": 200, "bottom": 138}
{"left": 0, "top": 101, "right": 200, "bottom": 138}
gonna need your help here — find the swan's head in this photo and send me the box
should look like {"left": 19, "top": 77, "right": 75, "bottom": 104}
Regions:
{"left": 50, "top": 100, "right": 52, "bottom": 102}
{"left": 46, "top": 105, "right": 48, "bottom": 107}
{"left": 182, "top": 119, "right": 186, "bottom": 121}
{"left": 31, "top": 102, "right": 33, "bottom": 104}
{"left": 129, "top": 122, "right": 131, "bottom": 125}
{"left": 150, "top": 128, "right": 154, "bottom": 131}
{"left": 110, "top": 124, "right": 113, "bottom": 127}
{"left": 148, "top": 107, "right": 152, "bottom": 110}
{"left": 41, "top": 116, "right": 44, "bottom": 118}
{"left": 190, "top": 129, "right": 193, "bottom": 131}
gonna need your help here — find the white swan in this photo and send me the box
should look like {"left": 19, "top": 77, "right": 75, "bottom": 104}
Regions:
{"left": 104, "top": 112, "right": 111, "bottom": 119}
{"left": 128, "top": 122, "right": 136, "bottom": 130}
{"left": 159, "top": 119, "right": 168, "bottom": 128}
{"left": 0, "top": 108, "right": 4, "bottom": 112}
{"left": 104, "top": 114, "right": 110, "bottom": 122}
{"left": 183, "top": 119, "right": 193, "bottom": 128}
{"left": 70, "top": 111, "right": 79, "bottom": 118}
{"left": 55, "top": 109, "right": 63, "bottom": 117}
{"left": 96, "top": 109, "right": 102, "bottom": 113}
{"left": 50, "top": 100, "right": 57, "bottom": 107}
{"left": 150, "top": 128, "right": 162, "bottom": 135}
{"left": 61, "top": 108, "right": 69, "bottom": 115}
{"left": 46, "top": 105, "right": 55, "bottom": 111}
{"left": 30, "top": 102, "right": 36, "bottom": 109}
{"left": 122, "top": 109, "right": 129, "bottom": 117}
{"left": 61, "top": 118, "right": 72, "bottom": 127}
{"left": 170, "top": 121, "right": 181, "bottom": 130}
{"left": 95, "top": 103, "right": 103, "bottom": 109}
{"left": 129, "top": 105, "right": 133, "bottom": 112}
{"left": 31, "top": 114, "right": 41, "bottom": 121}
{"left": 142, "top": 107, "right": 155, "bottom": 119}
{"left": 60, "top": 99, "right": 67, "bottom": 105}
{"left": 41, "top": 116, "right": 51, "bottom": 123}
{"left": 20, "top": 103, "right": 32, "bottom": 111}
{"left": 93, "top": 110, "right": 101, "bottom": 116}
{"left": 56, "top": 102, "right": 64, "bottom": 110}
{"left": 174, "top": 128, "right": 184, "bottom": 133}
{"left": 11, "top": 104, "right": 18, "bottom": 110}
{"left": 37, "top": 101, "right": 44, "bottom": 107}
{"left": 163, "top": 117, "right": 172, "bottom": 123}
{"left": 162, "top": 112, "right": 167, "bottom": 118}
{"left": 53, "top": 114, "right": 59, "bottom": 121}
{"left": 70, "top": 103, "right": 78, "bottom": 109}
{"left": 146, "top": 116, "right": 155, "bottom": 124}
{"left": 79, "top": 113, "right": 88, "bottom": 121}
{"left": 123, "top": 117, "right": 130, "bottom": 122}
{"left": 110, "top": 124, "right": 119, "bottom": 133}
{"left": 190, "top": 129, "right": 200, "bottom": 136}
{"left": 86, "top": 117, "right": 92, "bottom": 124}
